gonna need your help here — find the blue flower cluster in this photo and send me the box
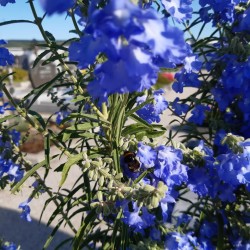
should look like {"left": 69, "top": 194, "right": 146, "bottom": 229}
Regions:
{"left": 165, "top": 232, "right": 201, "bottom": 250}
{"left": 199, "top": 0, "right": 248, "bottom": 25}
{"left": 118, "top": 136, "right": 250, "bottom": 246}
{"left": 136, "top": 89, "right": 168, "bottom": 124}
{"left": 234, "top": 7, "right": 250, "bottom": 33}
{"left": 69, "top": 0, "right": 188, "bottom": 103}
{"left": 210, "top": 54, "right": 250, "bottom": 137}
{"left": 172, "top": 47, "right": 202, "bottom": 93}
{"left": 0, "top": 129, "right": 23, "bottom": 183}
{"left": 120, "top": 142, "right": 188, "bottom": 235}
{"left": 0, "top": 40, "right": 14, "bottom": 66}
{"left": 188, "top": 140, "right": 250, "bottom": 202}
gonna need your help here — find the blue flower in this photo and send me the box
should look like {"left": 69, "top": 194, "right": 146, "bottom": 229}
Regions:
{"left": 188, "top": 104, "right": 210, "bottom": 125}
{"left": 199, "top": 0, "right": 247, "bottom": 25}
{"left": 187, "top": 167, "right": 210, "bottom": 196}
{"left": 175, "top": 214, "right": 192, "bottom": 227}
{"left": 0, "top": 0, "right": 15, "bottom": 6}
{"left": 69, "top": 0, "right": 188, "bottom": 101}
{"left": 39, "top": 0, "right": 74, "bottom": 15}
{"left": 9, "top": 129, "right": 20, "bottom": 146}
{"left": 56, "top": 110, "right": 70, "bottom": 125}
{"left": 136, "top": 89, "right": 168, "bottom": 124}
{"left": 137, "top": 142, "right": 157, "bottom": 168}
{"left": 234, "top": 8, "right": 250, "bottom": 33}
{"left": 18, "top": 199, "right": 32, "bottom": 222}
{"left": 0, "top": 40, "right": 14, "bottom": 66}
{"left": 7, "top": 164, "right": 23, "bottom": 182}
{"left": 154, "top": 145, "right": 188, "bottom": 188}
{"left": 122, "top": 203, "right": 154, "bottom": 234}
{"left": 1, "top": 242, "right": 18, "bottom": 250}
{"left": 149, "top": 227, "right": 161, "bottom": 241}
{"left": 165, "top": 232, "right": 199, "bottom": 250}
{"left": 171, "top": 97, "right": 189, "bottom": 116}
{"left": 87, "top": 45, "right": 158, "bottom": 103}
{"left": 173, "top": 69, "right": 201, "bottom": 93}
{"left": 216, "top": 153, "right": 250, "bottom": 187}
{"left": 218, "top": 183, "right": 236, "bottom": 202}
{"left": 161, "top": 0, "right": 193, "bottom": 22}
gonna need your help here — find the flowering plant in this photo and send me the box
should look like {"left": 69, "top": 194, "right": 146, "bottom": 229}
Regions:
{"left": 0, "top": 0, "right": 250, "bottom": 249}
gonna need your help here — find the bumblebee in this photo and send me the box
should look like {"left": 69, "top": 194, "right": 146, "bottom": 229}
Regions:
{"left": 123, "top": 151, "right": 140, "bottom": 173}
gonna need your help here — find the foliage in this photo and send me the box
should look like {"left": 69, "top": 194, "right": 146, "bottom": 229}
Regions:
{"left": 0, "top": 68, "right": 28, "bottom": 83}
{"left": 0, "top": 0, "right": 250, "bottom": 249}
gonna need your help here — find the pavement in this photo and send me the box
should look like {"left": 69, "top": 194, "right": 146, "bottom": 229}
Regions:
{"left": 0, "top": 81, "right": 197, "bottom": 249}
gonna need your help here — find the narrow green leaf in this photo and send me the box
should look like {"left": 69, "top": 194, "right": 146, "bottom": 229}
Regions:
{"left": 65, "top": 122, "right": 99, "bottom": 131}
{"left": 27, "top": 110, "right": 46, "bottom": 129}
{"left": 62, "top": 112, "right": 110, "bottom": 125}
{"left": 0, "top": 19, "right": 34, "bottom": 26}
{"left": 32, "top": 50, "right": 51, "bottom": 68}
{"left": 110, "top": 209, "right": 123, "bottom": 249}
{"left": 44, "top": 133, "right": 50, "bottom": 170}
{"left": 45, "top": 31, "right": 56, "bottom": 43}
{"left": 73, "top": 209, "right": 97, "bottom": 250}
{"left": 0, "top": 114, "right": 17, "bottom": 124}
{"left": 42, "top": 54, "right": 66, "bottom": 65}
{"left": 11, "top": 154, "right": 58, "bottom": 193}
{"left": 27, "top": 71, "right": 65, "bottom": 109}
{"left": 59, "top": 152, "right": 85, "bottom": 187}
{"left": 43, "top": 219, "right": 64, "bottom": 250}
{"left": 129, "top": 113, "right": 152, "bottom": 128}
{"left": 54, "top": 238, "right": 73, "bottom": 250}
{"left": 122, "top": 124, "right": 149, "bottom": 137}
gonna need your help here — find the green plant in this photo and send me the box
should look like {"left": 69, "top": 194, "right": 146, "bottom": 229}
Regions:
{"left": 0, "top": 67, "right": 28, "bottom": 83}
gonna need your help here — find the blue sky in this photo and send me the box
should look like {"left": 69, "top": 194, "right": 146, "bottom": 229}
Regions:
{"left": 0, "top": 0, "right": 212, "bottom": 41}
{"left": 0, "top": 1, "right": 75, "bottom": 40}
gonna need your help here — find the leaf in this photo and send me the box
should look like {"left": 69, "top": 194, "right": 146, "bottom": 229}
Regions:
{"left": 11, "top": 154, "right": 59, "bottom": 193}
{"left": 0, "top": 19, "right": 34, "bottom": 26}
{"left": 54, "top": 238, "right": 73, "bottom": 250}
{"left": 65, "top": 122, "right": 100, "bottom": 131}
{"left": 59, "top": 152, "right": 85, "bottom": 187}
{"left": 27, "top": 71, "right": 65, "bottom": 109}
{"left": 125, "top": 97, "right": 154, "bottom": 117}
{"left": 27, "top": 110, "right": 46, "bottom": 129}
{"left": 45, "top": 31, "right": 56, "bottom": 43}
{"left": 32, "top": 50, "right": 51, "bottom": 68}
{"left": 42, "top": 54, "right": 66, "bottom": 65}
{"left": 73, "top": 209, "right": 97, "bottom": 250}
{"left": 129, "top": 113, "right": 152, "bottom": 128}
{"left": 110, "top": 209, "right": 123, "bottom": 249}
{"left": 43, "top": 219, "right": 64, "bottom": 250}
{"left": 44, "top": 133, "right": 50, "bottom": 172}
{"left": 0, "top": 114, "right": 17, "bottom": 124}
{"left": 62, "top": 112, "right": 110, "bottom": 125}
{"left": 122, "top": 124, "right": 150, "bottom": 137}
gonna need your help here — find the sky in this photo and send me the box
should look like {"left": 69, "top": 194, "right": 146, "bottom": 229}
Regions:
{"left": 0, "top": 0, "right": 212, "bottom": 41}
{"left": 0, "top": 0, "right": 76, "bottom": 41}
